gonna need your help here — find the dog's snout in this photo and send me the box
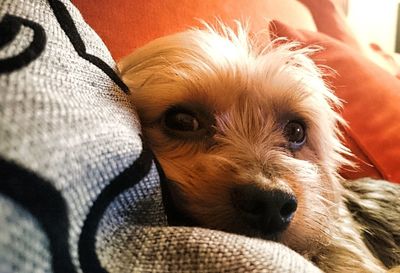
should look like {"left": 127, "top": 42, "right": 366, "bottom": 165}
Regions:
{"left": 232, "top": 184, "right": 297, "bottom": 234}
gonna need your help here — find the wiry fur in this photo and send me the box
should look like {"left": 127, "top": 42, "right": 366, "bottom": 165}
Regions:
{"left": 118, "top": 23, "right": 400, "bottom": 272}
{"left": 343, "top": 179, "right": 400, "bottom": 271}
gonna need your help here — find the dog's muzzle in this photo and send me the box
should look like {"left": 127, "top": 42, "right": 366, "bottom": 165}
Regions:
{"left": 232, "top": 184, "right": 297, "bottom": 235}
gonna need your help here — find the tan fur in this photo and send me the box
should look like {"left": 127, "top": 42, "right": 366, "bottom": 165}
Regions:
{"left": 118, "top": 23, "right": 399, "bottom": 272}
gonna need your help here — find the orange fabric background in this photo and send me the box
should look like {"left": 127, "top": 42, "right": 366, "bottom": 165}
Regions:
{"left": 73, "top": 1, "right": 400, "bottom": 183}
{"left": 72, "top": 0, "right": 314, "bottom": 61}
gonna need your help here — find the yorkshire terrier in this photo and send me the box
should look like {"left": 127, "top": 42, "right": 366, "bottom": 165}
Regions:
{"left": 118, "top": 23, "right": 400, "bottom": 273}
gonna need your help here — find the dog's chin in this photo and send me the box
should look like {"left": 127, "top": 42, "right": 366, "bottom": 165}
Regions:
{"left": 167, "top": 202, "right": 286, "bottom": 242}
{"left": 169, "top": 204, "right": 295, "bottom": 247}
{"left": 224, "top": 220, "right": 326, "bottom": 259}
{"left": 165, "top": 185, "right": 290, "bottom": 245}
{"left": 228, "top": 225, "right": 285, "bottom": 242}
{"left": 172, "top": 205, "right": 327, "bottom": 259}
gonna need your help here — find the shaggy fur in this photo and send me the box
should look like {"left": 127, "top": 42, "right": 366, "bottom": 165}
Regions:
{"left": 343, "top": 179, "right": 400, "bottom": 271}
{"left": 118, "top": 23, "right": 400, "bottom": 272}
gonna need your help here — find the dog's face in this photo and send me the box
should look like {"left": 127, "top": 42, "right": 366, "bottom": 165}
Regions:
{"left": 119, "top": 25, "right": 349, "bottom": 255}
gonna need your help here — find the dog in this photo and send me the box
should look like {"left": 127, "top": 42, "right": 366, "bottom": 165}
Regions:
{"left": 118, "top": 23, "right": 400, "bottom": 273}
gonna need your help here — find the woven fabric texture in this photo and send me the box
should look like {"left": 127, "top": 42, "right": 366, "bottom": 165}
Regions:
{"left": 0, "top": 0, "right": 321, "bottom": 272}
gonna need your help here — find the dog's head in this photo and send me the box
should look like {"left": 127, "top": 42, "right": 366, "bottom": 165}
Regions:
{"left": 119, "top": 23, "right": 350, "bottom": 255}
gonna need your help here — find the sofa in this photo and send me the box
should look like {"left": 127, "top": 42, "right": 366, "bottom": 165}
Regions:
{"left": 1, "top": 0, "right": 399, "bottom": 272}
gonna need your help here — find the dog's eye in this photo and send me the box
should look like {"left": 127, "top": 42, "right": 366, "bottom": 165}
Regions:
{"left": 164, "top": 108, "right": 200, "bottom": 133}
{"left": 284, "top": 120, "right": 306, "bottom": 150}
{"left": 161, "top": 105, "right": 215, "bottom": 140}
{"left": 164, "top": 111, "right": 200, "bottom": 132}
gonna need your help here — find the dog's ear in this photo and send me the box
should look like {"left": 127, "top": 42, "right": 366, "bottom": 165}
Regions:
{"left": 117, "top": 33, "right": 181, "bottom": 88}
{"left": 117, "top": 36, "right": 170, "bottom": 89}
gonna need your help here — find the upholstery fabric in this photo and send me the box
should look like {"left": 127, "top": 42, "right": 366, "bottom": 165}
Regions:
{"left": 0, "top": 1, "right": 322, "bottom": 272}
{"left": 72, "top": 0, "right": 316, "bottom": 61}
{"left": 0, "top": 0, "right": 164, "bottom": 272}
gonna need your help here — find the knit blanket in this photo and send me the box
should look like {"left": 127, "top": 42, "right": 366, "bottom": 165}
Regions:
{"left": 0, "top": 0, "right": 322, "bottom": 272}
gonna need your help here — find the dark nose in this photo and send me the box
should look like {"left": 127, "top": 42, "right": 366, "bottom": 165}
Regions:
{"left": 232, "top": 184, "right": 297, "bottom": 234}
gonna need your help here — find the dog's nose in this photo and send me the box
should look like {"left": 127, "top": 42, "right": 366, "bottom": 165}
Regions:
{"left": 232, "top": 184, "right": 297, "bottom": 234}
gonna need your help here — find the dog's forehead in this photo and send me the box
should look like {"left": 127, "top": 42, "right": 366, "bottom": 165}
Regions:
{"left": 133, "top": 69, "right": 326, "bottom": 130}
{"left": 172, "top": 68, "right": 319, "bottom": 119}
{"left": 130, "top": 38, "right": 332, "bottom": 126}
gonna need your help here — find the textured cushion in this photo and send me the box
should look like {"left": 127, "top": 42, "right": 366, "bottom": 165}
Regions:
{"left": 0, "top": 0, "right": 165, "bottom": 271}
{"left": 0, "top": 1, "right": 322, "bottom": 272}
{"left": 270, "top": 20, "right": 400, "bottom": 183}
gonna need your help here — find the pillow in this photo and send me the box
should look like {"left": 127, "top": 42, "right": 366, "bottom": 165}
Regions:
{"left": 0, "top": 1, "right": 322, "bottom": 272}
{"left": 296, "top": 0, "right": 362, "bottom": 50}
{"left": 72, "top": 0, "right": 316, "bottom": 60}
{"left": 297, "top": 0, "right": 400, "bottom": 78}
{"left": 270, "top": 20, "right": 400, "bottom": 183}
{"left": 0, "top": 0, "right": 165, "bottom": 271}
{"left": 369, "top": 43, "right": 400, "bottom": 79}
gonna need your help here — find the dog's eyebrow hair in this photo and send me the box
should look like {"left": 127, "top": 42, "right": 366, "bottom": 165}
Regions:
{"left": 277, "top": 111, "right": 307, "bottom": 127}
{"left": 166, "top": 102, "right": 216, "bottom": 125}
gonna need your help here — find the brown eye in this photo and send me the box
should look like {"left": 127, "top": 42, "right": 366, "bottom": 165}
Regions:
{"left": 162, "top": 105, "right": 215, "bottom": 140}
{"left": 284, "top": 120, "right": 306, "bottom": 150}
{"left": 165, "top": 111, "right": 200, "bottom": 132}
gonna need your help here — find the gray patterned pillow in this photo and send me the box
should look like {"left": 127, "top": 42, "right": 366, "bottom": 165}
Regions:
{"left": 0, "top": 1, "right": 321, "bottom": 272}
{"left": 0, "top": 0, "right": 166, "bottom": 272}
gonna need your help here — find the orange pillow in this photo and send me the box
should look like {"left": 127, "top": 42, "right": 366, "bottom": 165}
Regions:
{"left": 73, "top": 0, "right": 273, "bottom": 60}
{"left": 297, "top": 0, "right": 400, "bottom": 79}
{"left": 72, "top": 0, "right": 315, "bottom": 61}
{"left": 270, "top": 20, "right": 400, "bottom": 183}
{"left": 296, "top": 0, "right": 362, "bottom": 51}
